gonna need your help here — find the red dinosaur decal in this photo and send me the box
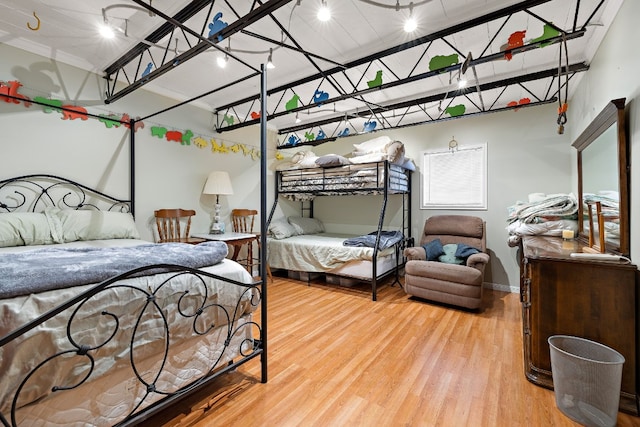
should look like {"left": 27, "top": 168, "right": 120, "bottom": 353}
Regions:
{"left": 0, "top": 80, "right": 32, "bottom": 107}
{"left": 61, "top": 105, "right": 88, "bottom": 120}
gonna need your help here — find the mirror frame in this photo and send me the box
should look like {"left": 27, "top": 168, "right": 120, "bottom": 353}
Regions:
{"left": 572, "top": 98, "right": 629, "bottom": 256}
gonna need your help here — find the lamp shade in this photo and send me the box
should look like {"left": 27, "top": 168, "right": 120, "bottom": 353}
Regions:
{"left": 203, "top": 171, "right": 234, "bottom": 195}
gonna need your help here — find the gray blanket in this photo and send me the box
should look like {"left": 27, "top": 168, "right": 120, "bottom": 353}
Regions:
{"left": 343, "top": 230, "right": 404, "bottom": 250}
{"left": 0, "top": 241, "right": 228, "bottom": 299}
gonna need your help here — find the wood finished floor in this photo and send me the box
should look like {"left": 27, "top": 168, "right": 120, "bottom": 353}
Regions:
{"left": 149, "top": 275, "right": 640, "bottom": 427}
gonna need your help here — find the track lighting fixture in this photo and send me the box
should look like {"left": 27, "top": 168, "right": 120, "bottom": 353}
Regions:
{"left": 295, "top": 112, "right": 301, "bottom": 123}
{"left": 267, "top": 48, "right": 275, "bottom": 69}
{"left": 318, "top": 0, "right": 331, "bottom": 22}
{"left": 217, "top": 39, "right": 230, "bottom": 68}
{"left": 403, "top": 3, "right": 417, "bottom": 33}
{"left": 99, "top": 4, "right": 154, "bottom": 39}
{"left": 358, "top": 0, "right": 432, "bottom": 32}
{"left": 217, "top": 53, "right": 229, "bottom": 68}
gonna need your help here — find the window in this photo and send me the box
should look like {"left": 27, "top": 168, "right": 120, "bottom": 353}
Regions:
{"left": 420, "top": 143, "right": 487, "bottom": 210}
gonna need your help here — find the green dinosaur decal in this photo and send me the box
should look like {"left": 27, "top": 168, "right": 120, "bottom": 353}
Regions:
{"left": 429, "top": 54, "right": 459, "bottom": 72}
{"left": 445, "top": 104, "right": 466, "bottom": 117}
{"left": 531, "top": 24, "right": 561, "bottom": 48}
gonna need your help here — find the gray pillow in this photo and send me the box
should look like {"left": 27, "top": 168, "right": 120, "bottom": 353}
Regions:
{"left": 288, "top": 216, "right": 324, "bottom": 235}
{"left": 268, "top": 218, "right": 298, "bottom": 239}
{"left": 315, "top": 154, "right": 350, "bottom": 168}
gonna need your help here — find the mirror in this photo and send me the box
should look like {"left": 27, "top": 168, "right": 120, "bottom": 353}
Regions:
{"left": 572, "top": 98, "right": 629, "bottom": 256}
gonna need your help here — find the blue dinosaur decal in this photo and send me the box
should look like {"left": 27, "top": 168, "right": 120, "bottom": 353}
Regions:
{"left": 285, "top": 134, "right": 301, "bottom": 147}
{"left": 208, "top": 12, "right": 228, "bottom": 42}
{"left": 141, "top": 62, "right": 153, "bottom": 78}
{"left": 363, "top": 120, "right": 377, "bottom": 132}
{"left": 313, "top": 90, "right": 329, "bottom": 106}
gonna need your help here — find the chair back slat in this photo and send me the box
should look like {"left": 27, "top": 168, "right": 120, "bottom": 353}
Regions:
{"left": 154, "top": 208, "right": 196, "bottom": 243}
{"left": 231, "top": 209, "right": 257, "bottom": 233}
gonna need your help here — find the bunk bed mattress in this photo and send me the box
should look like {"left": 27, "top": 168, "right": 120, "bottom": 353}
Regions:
{"left": 278, "top": 162, "right": 409, "bottom": 194}
{"left": 0, "top": 240, "right": 256, "bottom": 425}
{"left": 267, "top": 232, "right": 397, "bottom": 278}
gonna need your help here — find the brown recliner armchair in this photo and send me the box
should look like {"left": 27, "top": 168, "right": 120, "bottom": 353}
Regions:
{"left": 403, "top": 215, "right": 490, "bottom": 310}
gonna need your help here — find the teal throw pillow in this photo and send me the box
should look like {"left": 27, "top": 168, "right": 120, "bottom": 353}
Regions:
{"left": 438, "top": 244, "right": 465, "bottom": 264}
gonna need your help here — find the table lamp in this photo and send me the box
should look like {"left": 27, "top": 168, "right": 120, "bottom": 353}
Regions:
{"left": 203, "top": 171, "right": 234, "bottom": 234}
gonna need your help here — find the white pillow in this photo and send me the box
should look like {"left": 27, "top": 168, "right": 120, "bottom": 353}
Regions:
{"left": 288, "top": 216, "right": 325, "bottom": 235}
{"left": 349, "top": 152, "right": 386, "bottom": 164}
{"left": 0, "top": 212, "right": 57, "bottom": 247}
{"left": 46, "top": 208, "right": 140, "bottom": 242}
{"left": 353, "top": 135, "right": 392, "bottom": 154}
{"left": 268, "top": 217, "right": 299, "bottom": 240}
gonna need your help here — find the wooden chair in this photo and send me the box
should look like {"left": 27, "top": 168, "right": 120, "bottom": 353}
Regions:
{"left": 230, "top": 209, "right": 272, "bottom": 281}
{"left": 154, "top": 208, "right": 206, "bottom": 244}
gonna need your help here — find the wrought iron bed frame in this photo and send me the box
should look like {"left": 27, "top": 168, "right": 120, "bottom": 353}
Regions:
{"left": 0, "top": 175, "right": 265, "bottom": 426}
{"left": 268, "top": 160, "right": 412, "bottom": 301}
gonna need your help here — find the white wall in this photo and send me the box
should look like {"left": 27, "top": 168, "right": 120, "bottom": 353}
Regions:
{"left": 0, "top": 43, "right": 272, "bottom": 242}
{"left": 568, "top": 0, "right": 640, "bottom": 262}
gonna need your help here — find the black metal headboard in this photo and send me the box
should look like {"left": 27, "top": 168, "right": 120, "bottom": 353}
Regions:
{"left": 0, "top": 174, "right": 133, "bottom": 213}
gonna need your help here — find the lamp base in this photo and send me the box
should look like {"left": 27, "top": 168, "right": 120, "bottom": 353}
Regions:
{"left": 210, "top": 221, "right": 225, "bottom": 234}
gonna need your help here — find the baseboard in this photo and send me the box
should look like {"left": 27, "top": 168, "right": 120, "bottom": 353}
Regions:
{"left": 483, "top": 282, "right": 519, "bottom": 293}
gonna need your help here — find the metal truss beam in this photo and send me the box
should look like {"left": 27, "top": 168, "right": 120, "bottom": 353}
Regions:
{"left": 215, "top": 28, "right": 585, "bottom": 133}
{"left": 275, "top": 62, "right": 589, "bottom": 147}
{"left": 214, "top": 0, "right": 554, "bottom": 113}
{"left": 104, "top": 0, "right": 294, "bottom": 103}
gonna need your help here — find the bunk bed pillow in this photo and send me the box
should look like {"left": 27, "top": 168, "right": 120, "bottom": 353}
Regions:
{"left": 386, "top": 140, "right": 405, "bottom": 164}
{"left": 352, "top": 135, "right": 392, "bottom": 155}
{"left": 268, "top": 218, "right": 299, "bottom": 240}
{"left": 291, "top": 150, "right": 320, "bottom": 168}
{"left": 288, "top": 216, "right": 325, "bottom": 235}
{"left": 0, "top": 212, "right": 57, "bottom": 247}
{"left": 45, "top": 208, "right": 140, "bottom": 242}
{"left": 315, "top": 154, "right": 350, "bottom": 167}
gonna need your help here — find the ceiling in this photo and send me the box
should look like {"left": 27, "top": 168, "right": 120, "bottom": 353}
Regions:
{"left": 0, "top": 0, "right": 622, "bottom": 146}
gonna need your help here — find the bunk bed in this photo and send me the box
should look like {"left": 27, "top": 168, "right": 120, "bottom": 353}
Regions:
{"left": 0, "top": 175, "right": 263, "bottom": 426}
{"left": 267, "top": 137, "right": 413, "bottom": 301}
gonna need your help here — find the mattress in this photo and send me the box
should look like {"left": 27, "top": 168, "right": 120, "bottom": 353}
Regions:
{"left": 0, "top": 239, "right": 256, "bottom": 426}
{"left": 267, "top": 232, "right": 397, "bottom": 279}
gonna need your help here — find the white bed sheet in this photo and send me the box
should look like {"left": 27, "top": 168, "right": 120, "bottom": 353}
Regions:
{"left": 267, "top": 232, "right": 395, "bottom": 277}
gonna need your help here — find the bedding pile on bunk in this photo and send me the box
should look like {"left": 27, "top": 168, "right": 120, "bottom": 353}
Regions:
{"left": 274, "top": 136, "right": 413, "bottom": 200}
{"left": 506, "top": 192, "right": 579, "bottom": 246}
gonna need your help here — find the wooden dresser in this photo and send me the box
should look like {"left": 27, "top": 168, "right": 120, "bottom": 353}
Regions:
{"left": 520, "top": 235, "right": 639, "bottom": 415}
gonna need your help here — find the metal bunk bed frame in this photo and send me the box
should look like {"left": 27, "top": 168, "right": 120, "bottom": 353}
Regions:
{"left": 267, "top": 160, "right": 412, "bottom": 301}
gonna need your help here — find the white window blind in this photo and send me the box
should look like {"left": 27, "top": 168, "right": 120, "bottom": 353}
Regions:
{"left": 420, "top": 143, "right": 487, "bottom": 210}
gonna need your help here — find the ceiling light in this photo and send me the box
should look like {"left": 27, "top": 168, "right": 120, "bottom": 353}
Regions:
{"left": 295, "top": 112, "right": 301, "bottom": 123}
{"left": 267, "top": 48, "right": 275, "bottom": 69}
{"left": 99, "top": 23, "right": 116, "bottom": 39}
{"left": 458, "top": 78, "right": 467, "bottom": 88}
{"left": 403, "top": 3, "right": 417, "bottom": 32}
{"left": 217, "top": 53, "right": 228, "bottom": 68}
{"left": 318, "top": 1, "right": 331, "bottom": 22}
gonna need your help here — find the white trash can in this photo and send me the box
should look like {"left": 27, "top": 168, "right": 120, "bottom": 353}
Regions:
{"left": 548, "top": 335, "right": 625, "bottom": 427}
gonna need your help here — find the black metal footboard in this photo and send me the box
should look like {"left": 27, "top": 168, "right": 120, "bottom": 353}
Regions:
{"left": 0, "top": 264, "right": 264, "bottom": 427}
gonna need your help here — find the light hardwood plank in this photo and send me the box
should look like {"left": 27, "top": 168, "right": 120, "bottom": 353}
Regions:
{"left": 148, "top": 276, "right": 640, "bottom": 427}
